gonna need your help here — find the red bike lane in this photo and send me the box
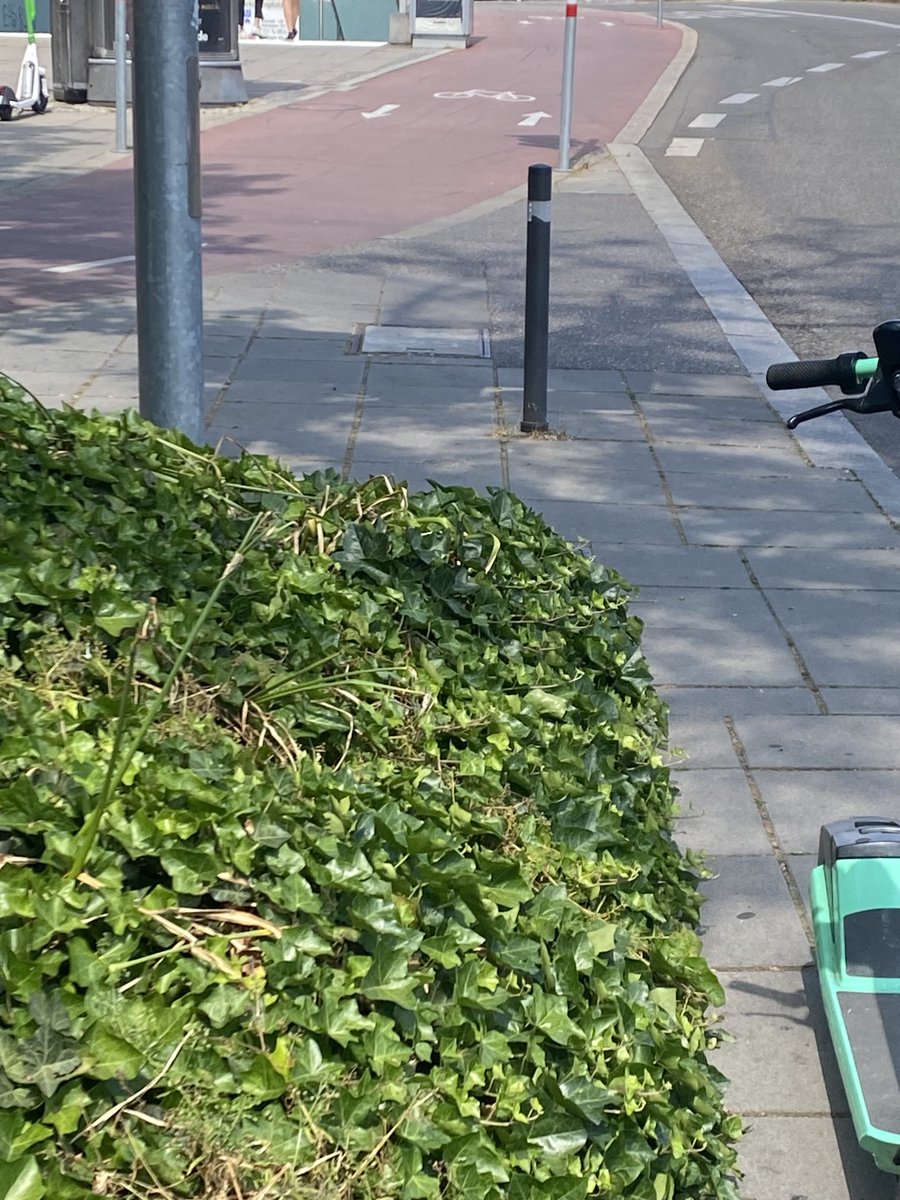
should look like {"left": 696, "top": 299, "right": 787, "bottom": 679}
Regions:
{"left": 1, "top": 7, "right": 681, "bottom": 305}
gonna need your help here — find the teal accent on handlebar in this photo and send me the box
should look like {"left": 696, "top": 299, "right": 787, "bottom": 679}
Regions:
{"left": 855, "top": 358, "right": 879, "bottom": 380}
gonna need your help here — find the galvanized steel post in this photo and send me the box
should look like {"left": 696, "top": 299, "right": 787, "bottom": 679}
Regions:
{"left": 114, "top": 0, "right": 127, "bottom": 153}
{"left": 558, "top": 1, "right": 578, "bottom": 171}
{"left": 521, "top": 164, "right": 552, "bottom": 435}
{"left": 132, "top": 0, "right": 205, "bottom": 445}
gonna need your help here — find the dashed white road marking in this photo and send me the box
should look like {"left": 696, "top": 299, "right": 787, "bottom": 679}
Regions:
{"left": 720, "top": 92, "right": 759, "bottom": 103}
{"left": 688, "top": 113, "right": 726, "bottom": 128}
{"left": 763, "top": 76, "right": 803, "bottom": 87}
{"left": 807, "top": 62, "right": 843, "bottom": 72}
{"left": 666, "top": 137, "right": 704, "bottom": 157}
{"left": 852, "top": 49, "right": 889, "bottom": 58}
{"left": 45, "top": 254, "right": 136, "bottom": 274}
{"left": 45, "top": 243, "right": 208, "bottom": 274}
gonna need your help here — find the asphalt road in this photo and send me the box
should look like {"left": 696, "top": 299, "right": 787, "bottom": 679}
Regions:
{"left": 629, "top": 0, "right": 900, "bottom": 474}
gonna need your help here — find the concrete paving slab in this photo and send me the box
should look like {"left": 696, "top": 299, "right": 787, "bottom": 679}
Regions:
{"left": 633, "top": 586, "right": 786, "bottom": 630}
{"left": 546, "top": 411, "right": 648, "bottom": 441}
{"left": 217, "top": 381, "right": 362, "bottom": 405}
{"left": 624, "top": 371, "right": 762, "bottom": 398}
{"left": 639, "top": 623, "right": 804, "bottom": 686}
{"left": 744, "top": 547, "right": 900, "bottom": 591}
{"left": 649, "top": 415, "right": 790, "bottom": 448}
{"left": 589, "top": 544, "right": 753, "bottom": 588}
{"left": 679, "top": 509, "right": 897, "bottom": 550}
{"left": 672, "top": 768, "right": 772, "bottom": 855}
{"left": 354, "top": 423, "right": 500, "bottom": 459}
{"left": 506, "top": 439, "right": 660, "bottom": 500}
{"left": 732, "top": 715, "right": 900, "bottom": 770}
{"left": 365, "top": 384, "right": 496, "bottom": 409}
{"left": 788, "top": 854, "right": 815, "bottom": 923}
{"left": 698, "top": 855, "right": 811, "bottom": 968}
{"left": 347, "top": 456, "right": 504, "bottom": 493}
{"left": 366, "top": 361, "right": 495, "bottom": 390}
{"left": 378, "top": 274, "right": 489, "bottom": 326}
{"left": 655, "top": 440, "right": 806, "bottom": 476}
{"left": 766, "top": 589, "right": 900, "bottom": 686}
{"left": 232, "top": 356, "right": 367, "bottom": 385}
{"left": 358, "top": 404, "right": 496, "bottom": 434}
{"left": 523, "top": 500, "right": 681, "bottom": 548}
{"left": 635, "top": 392, "right": 780, "bottom": 424}
{"left": 497, "top": 367, "right": 628, "bottom": 393}
{"left": 517, "top": 390, "right": 635, "bottom": 414}
{"left": 667, "top": 714, "right": 747, "bottom": 767}
{"left": 715, "top": 966, "right": 836, "bottom": 1114}
{"left": 660, "top": 686, "right": 821, "bottom": 718}
{"left": 820, "top": 688, "right": 900, "bottom": 714}
{"left": 9, "top": 372, "right": 88, "bottom": 404}
{"left": 737, "top": 1115, "right": 891, "bottom": 1200}
{"left": 666, "top": 474, "right": 876, "bottom": 512}
{"left": 207, "top": 401, "right": 353, "bottom": 465}
{"left": 238, "top": 336, "right": 353, "bottom": 361}
{"left": 510, "top": 464, "right": 665, "bottom": 506}
{"left": 753, "top": 770, "right": 900, "bottom": 855}
{"left": 274, "top": 269, "right": 386, "bottom": 307}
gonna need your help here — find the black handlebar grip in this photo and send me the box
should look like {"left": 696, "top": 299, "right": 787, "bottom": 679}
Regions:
{"left": 765, "top": 358, "right": 843, "bottom": 390}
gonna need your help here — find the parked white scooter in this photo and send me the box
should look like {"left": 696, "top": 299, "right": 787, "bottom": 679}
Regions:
{"left": 0, "top": 0, "right": 49, "bottom": 122}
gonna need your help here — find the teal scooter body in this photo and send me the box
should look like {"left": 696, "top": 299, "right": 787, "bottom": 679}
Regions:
{"left": 811, "top": 818, "right": 900, "bottom": 1177}
{"left": 766, "top": 329, "right": 900, "bottom": 1190}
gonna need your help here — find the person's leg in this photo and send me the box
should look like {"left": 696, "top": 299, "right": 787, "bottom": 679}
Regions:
{"left": 254, "top": 0, "right": 264, "bottom": 34}
{"left": 283, "top": 0, "right": 299, "bottom": 38}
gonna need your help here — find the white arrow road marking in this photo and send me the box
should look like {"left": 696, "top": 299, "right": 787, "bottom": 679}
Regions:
{"left": 689, "top": 113, "right": 726, "bottom": 128}
{"left": 763, "top": 76, "right": 803, "bottom": 86}
{"left": 666, "top": 137, "right": 704, "bottom": 157}
{"left": 720, "top": 92, "right": 759, "bottom": 104}
{"left": 361, "top": 104, "right": 399, "bottom": 119}
{"left": 518, "top": 111, "right": 552, "bottom": 127}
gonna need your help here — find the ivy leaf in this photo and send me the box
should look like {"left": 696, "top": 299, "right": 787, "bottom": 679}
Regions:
{"left": 526, "top": 1113, "right": 588, "bottom": 1156}
{"left": 16, "top": 1030, "right": 81, "bottom": 1099}
{"left": 0, "top": 1075, "right": 31, "bottom": 1112}
{"left": 28, "top": 993, "right": 71, "bottom": 1034}
{"left": 82, "top": 1026, "right": 144, "bottom": 1083}
{"left": 0, "top": 1155, "right": 44, "bottom": 1200}
{"left": 0, "top": 1112, "right": 53, "bottom": 1163}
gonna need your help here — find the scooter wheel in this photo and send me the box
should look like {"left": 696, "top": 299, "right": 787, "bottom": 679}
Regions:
{"left": 0, "top": 105, "right": 11, "bottom": 122}
{"left": 0, "top": 84, "right": 14, "bottom": 121}
{"left": 32, "top": 94, "right": 47, "bottom": 114}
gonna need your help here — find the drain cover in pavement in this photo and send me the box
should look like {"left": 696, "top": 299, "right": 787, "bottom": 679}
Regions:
{"left": 360, "top": 325, "right": 491, "bottom": 357}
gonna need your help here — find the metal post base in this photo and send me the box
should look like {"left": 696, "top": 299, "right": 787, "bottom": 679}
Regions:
{"left": 88, "top": 58, "right": 248, "bottom": 105}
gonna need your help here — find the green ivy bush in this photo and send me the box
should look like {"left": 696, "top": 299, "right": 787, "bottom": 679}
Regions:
{"left": 0, "top": 390, "right": 740, "bottom": 1199}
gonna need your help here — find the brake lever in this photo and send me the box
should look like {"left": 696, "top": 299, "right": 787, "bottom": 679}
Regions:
{"left": 787, "top": 389, "right": 896, "bottom": 430}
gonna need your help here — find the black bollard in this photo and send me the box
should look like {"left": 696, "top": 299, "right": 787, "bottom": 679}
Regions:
{"left": 521, "top": 164, "right": 552, "bottom": 433}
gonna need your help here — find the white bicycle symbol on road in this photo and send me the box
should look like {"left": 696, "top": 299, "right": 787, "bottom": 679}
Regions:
{"left": 433, "top": 88, "right": 536, "bottom": 102}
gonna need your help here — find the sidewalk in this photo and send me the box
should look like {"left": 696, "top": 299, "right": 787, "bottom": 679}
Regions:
{"left": 3, "top": 10, "right": 900, "bottom": 1200}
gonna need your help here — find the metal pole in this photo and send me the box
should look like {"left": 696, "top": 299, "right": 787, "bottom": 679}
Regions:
{"left": 558, "top": 1, "right": 577, "bottom": 171}
{"left": 132, "top": 0, "right": 204, "bottom": 445}
{"left": 521, "top": 164, "right": 551, "bottom": 435}
{"left": 114, "top": 0, "right": 128, "bottom": 153}
{"left": 657, "top": 0, "right": 663, "bottom": 28}
{"left": 319, "top": 0, "right": 325, "bottom": 38}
